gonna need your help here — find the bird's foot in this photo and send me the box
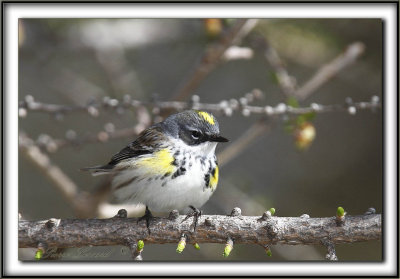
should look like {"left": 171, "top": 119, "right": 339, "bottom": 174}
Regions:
{"left": 182, "top": 205, "right": 202, "bottom": 232}
{"left": 138, "top": 206, "right": 153, "bottom": 234}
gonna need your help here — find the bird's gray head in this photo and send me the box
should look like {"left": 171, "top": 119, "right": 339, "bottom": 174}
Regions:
{"left": 159, "top": 110, "right": 228, "bottom": 146}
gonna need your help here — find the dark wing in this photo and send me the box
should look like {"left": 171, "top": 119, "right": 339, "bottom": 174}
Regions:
{"left": 108, "top": 125, "right": 165, "bottom": 166}
{"left": 81, "top": 125, "right": 166, "bottom": 175}
{"left": 107, "top": 145, "right": 152, "bottom": 166}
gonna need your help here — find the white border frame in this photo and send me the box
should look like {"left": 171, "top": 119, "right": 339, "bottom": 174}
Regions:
{"left": 4, "top": 3, "right": 398, "bottom": 277}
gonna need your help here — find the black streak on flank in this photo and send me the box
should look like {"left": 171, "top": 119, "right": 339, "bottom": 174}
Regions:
{"left": 161, "top": 171, "right": 172, "bottom": 180}
{"left": 114, "top": 176, "right": 138, "bottom": 191}
{"left": 204, "top": 173, "right": 210, "bottom": 190}
{"left": 172, "top": 167, "right": 186, "bottom": 179}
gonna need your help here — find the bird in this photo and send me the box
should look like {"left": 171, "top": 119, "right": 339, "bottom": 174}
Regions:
{"left": 82, "top": 110, "right": 228, "bottom": 232}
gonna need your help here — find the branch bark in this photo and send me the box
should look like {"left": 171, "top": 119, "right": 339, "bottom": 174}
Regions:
{"left": 19, "top": 213, "right": 381, "bottom": 248}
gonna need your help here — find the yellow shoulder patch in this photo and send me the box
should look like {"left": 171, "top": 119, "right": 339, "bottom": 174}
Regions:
{"left": 198, "top": 111, "right": 215, "bottom": 125}
{"left": 137, "top": 149, "right": 176, "bottom": 175}
{"left": 209, "top": 166, "right": 219, "bottom": 191}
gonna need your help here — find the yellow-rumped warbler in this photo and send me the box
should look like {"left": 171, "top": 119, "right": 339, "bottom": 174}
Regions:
{"left": 83, "top": 110, "right": 228, "bottom": 230}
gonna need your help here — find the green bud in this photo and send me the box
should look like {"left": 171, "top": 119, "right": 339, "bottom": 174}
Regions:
{"left": 266, "top": 249, "right": 272, "bottom": 257}
{"left": 223, "top": 244, "right": 233, "bottom": 258}
{"left": 176, "top": 239, "right": 186, "bottom": 253}
{"left": 35, "top": 249, "right": 43, "bottom": 260}
{"left": 269, "top": 208, "right": 276, "bottom": 216}
{"left": 137, "top": 240, "right": 144, "bottom": 252}
{"left": 287, "top": 96, "right": 299, "bottom": 108}
{"left": 193, "top": 243, "right": 200, "bottom": 250}
{"left": 337, "top": 207, "right": 345, "bottom": 217}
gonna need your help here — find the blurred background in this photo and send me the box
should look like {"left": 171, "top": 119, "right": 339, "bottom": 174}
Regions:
{"left": 18, "top": 18, "right": 382, "bottom": 261}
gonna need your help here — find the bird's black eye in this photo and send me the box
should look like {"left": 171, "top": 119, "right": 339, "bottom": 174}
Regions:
{"left": 191, "top": 130, "right": 201, "bottom": 140}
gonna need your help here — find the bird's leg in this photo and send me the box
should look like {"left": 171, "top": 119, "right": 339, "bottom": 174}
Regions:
{"left": 182, "top": 205, "right": 202, "bottom": 232}
{"left": 137, "top": 205, "right": 153, "bottom": 234}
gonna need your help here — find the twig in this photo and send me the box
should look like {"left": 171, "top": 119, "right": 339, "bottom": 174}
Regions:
{"left": 19, "top": 94, "right": 381, "bottom": 119}
{"left": 171, "top": 19, "right": 258, "bottom": 101}
{"left": 19, "top": 132, "right": 111, "bottom": 218}
{"left": 127, "top": 239, "right": 144, "bottom": 261}
{"left": 24, "top": 105, "right": 152, "bottom": 153}
{"left": 218, "top": 119, "right": 271, "bottom": 167}
{"left": 19, "top": 213, "right": 381, "bottom": 248}
{"left": 322, "top": 240, "right": 339, "bottom": 261}
{"left": 18, "top": 95, "right": 145, "bottom": 117}
{"left": 20, "top": 95, "right": 381, "bottom": 155}
{"left": 19, "top": 132, "right": 79, "bottom": 206}
{"left": 295, "top": 42, "right": 365, "bottom": 100}
{"left": 250, "top": 33, "right": 297, "bottom": 97}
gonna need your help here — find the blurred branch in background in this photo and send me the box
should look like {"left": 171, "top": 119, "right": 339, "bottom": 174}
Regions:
{"left": 172, "top": 19, "right": 259, "bottom": 101}
{"left": 19, "top": 94, "right": 380, "bottom": 154}
{"left": 295, "top": 42, "right": 365, "bottom": 100}
{"left": 250, "top": 33, "right": 297, "bottom": 97}
{"left": 218, "top": 41, "right": 367, "bottom": 167}
{"left": 19, "top": 132, "right": 145, "bottom": 218}
{"left": 218, "top": 119, "right": 271, "bottom": 167}
{"left": 19, "top": 132, "right": 80, "bottom": 210}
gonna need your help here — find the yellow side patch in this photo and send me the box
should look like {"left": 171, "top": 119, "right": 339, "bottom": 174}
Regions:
{"left": 209, "top": 166, "right": 219, "bottom": 191}
{"left": 198, "top": 111, "right": 215, "bottom": 125}
{"left": 137, "top": 149, "right": 175, "bottom": 175}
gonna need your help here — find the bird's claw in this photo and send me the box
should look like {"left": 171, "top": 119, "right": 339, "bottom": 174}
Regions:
{"left": 138, "top": 206, "right": 153, "bottom": 234}
{"left": 182, "top": 205, "right": 202, "bottom": 232}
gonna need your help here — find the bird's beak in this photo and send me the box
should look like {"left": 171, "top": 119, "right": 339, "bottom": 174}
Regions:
{"left": 210, "top": 135, "right": 229, "bottom": 142}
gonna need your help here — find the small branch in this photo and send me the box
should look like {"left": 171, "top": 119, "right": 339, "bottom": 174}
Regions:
{"left": 19, "top": 213, "right": 381, "bottom": 248}
{"left": 18, "top": 95, "right": 149, "bottom": 118}
{"left": 20, "top": 94, "right": 381, "bottom": 157}
{"left": 218, "top": 119, "right": 270, "bottom": 167}
{"left": 18, "top": 132, "right": 79, "bottom": 206}
{"left": 171, "top": 19, "right": 258, "bottom": 101}
{"left": 22, "top": 105, "right": 152, "bottom": 153}
{"left": 323, "top": 240, "right": 339, "bottom": 261}
{"left": 19, "top": 132, "right": 111, "bottom": 218}
{"left": 295, "top": 42, "right": 365, "bottom": 100}
{"left": 250, "top": 33, "right": 297, "bottom": 97}
{"left": 19, "top": 94, "right": 381, "bottom": 120}
{"left": 128, "top": 239, "right": 144, "bottom": 261}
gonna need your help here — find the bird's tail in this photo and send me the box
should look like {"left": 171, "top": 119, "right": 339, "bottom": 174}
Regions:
{"left": 80, "top": 164, "right": 114, "bottom": 176}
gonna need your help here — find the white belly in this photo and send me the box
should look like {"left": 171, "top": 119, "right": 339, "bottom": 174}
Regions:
{"left": 112, "top": 148, "right": 217, "bottom": 213}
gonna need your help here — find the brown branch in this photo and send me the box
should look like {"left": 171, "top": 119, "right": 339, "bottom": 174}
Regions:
{"left": 295, "top": 42, "right": 365, "bottom": 100}
{"left": 250, "top": 33, "right": 297, "bottom": 97}
{"left": 19, "top": 94, "right": 381, "bottom": 120}
{"left": 171, "top": 19, "right": 258, "bottom": 101}
{"left": 18, "top": 132, "right": 79, "bottom": 207}
{"left": 20, "top": 95, "right": 381, "bottom": 156}
{"left": 218, "top": 119, "right": 271, "bottom": 167}
{"left": 19, "top": 132, "right": 111, "bottom": 218}
{"left": 19, "top": 213, "right": 381, "bottom": 249}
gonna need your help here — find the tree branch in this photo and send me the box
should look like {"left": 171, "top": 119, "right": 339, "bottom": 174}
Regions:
{"left": 18, "top": 132, "right": 111, "bottom": 218}
{"left": 295, "top": 42, "right": 365, "bottom": 100}
{"left": 171, "top": 19, "right": 259, "bottom": 101}
{"left": 19, "top": 212, "right": 381, "bottom": 249}
{"left": 19, "top": 93, "right": 381, "bottom": 119}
